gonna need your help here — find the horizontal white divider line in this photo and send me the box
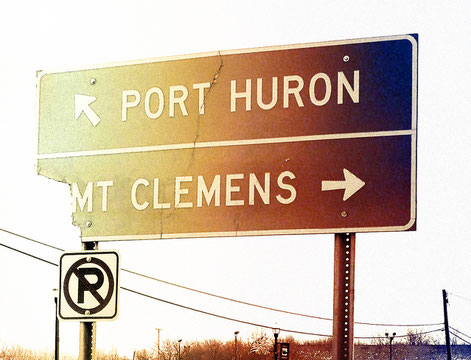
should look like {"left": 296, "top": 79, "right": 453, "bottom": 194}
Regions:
{"left": 38, "top": 129, "right": 415, "bottom": 160}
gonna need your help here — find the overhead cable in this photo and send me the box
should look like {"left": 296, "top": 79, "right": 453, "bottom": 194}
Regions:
{"left": 0, "top": 241, "right": 58, "bottom": 267}
{"left": 353, "top": 328, "right": 444, "bottom": 340}
{"left": 449, "top": 326, "right": 471, "bottom": 341}
{"left": 449, "top": 331, "right": 471, "bottom": 346}
{"left": 121, "top": 286, "right": 331, "bottom": 337}
{"left": 0, "top": 227, "right": 63, "bottom": 251}
{"left": 0, "top": 240, "right": 447, "bottom": 341}
{"left": 0, "top": 240, "right": 329, "bottom": 337}
{"left": 0, "top": 227, "right": 443, "bottom": 328}
{"left": 449, "top": 292, "right": 471, "bottom": 303}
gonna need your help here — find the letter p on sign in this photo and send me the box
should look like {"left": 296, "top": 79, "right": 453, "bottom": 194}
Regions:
{"left": 58, "top": 250, "right": 120, "bottom": 321}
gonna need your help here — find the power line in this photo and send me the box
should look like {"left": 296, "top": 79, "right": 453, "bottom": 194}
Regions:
{"left": 449, "top": 331, "right": 471, "bottom": 346}
{"left": 394, "top": 328, "right": 444, "bottom": 339}
{"left": 354, "top": 328, "right": 444, "bottom": 340}
{"left": 121, "top": 286, "right": 332, "bottom": 338}
{"left": 122, "top": 288, "right": 438, "bottom": 339}
{"left": 449, "top": 326, "right": 471, "bottom": 341}
{"left": 449, "top": 292, "right": 471, "bottom": 303}
{"left": 0, "top": 228, "right": 330, "bottom": 321}
{"left": 354, "top": 320, "right": 442, "bottom": 328}
{"left": 0, "top": 240, "right": 448, "bottom": 341}
{"left": 0, "top": 241, "right": 58, "bottom": 267}
{"left": 0, "top": 226, "right": 443, "bottom": 328}
{"left": 123, "top": 267, "right": 442, "bottom": 328}
{"left": 122, "top": 267, "right": 332, "bottom": 322}
{"left": 0, "top": 227, "right": 63, "bottom": 251}
{"left": 0, "top": 240, "right": 329, "bottom": 337}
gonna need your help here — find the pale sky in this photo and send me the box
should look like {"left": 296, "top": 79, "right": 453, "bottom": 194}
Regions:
{"left": 1, "top": 0, "right": 471, "bottom": 358}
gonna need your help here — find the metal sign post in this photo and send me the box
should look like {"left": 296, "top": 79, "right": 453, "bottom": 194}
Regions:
{"left": 79, "top": 320, "right": 96, "bottom": 360}
{"left": 333, "top": 233, "right": 356, "bottom": 360}
{"left": 79, "top": 241, "right": 97, "bottom": 360}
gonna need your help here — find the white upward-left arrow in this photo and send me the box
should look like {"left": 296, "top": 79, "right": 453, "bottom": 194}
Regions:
{"left": 75, "top": 94, "right": 102, "bottom": 127}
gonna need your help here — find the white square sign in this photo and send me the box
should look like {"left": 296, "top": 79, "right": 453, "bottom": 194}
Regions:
{"left": 58, "top": 250, "right": 120, "bottom": 321}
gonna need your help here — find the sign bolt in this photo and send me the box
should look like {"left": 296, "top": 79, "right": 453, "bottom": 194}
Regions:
{"left": 85, "top": 310, "right": 90, "bottom": 316}
{"left": 343, "top": 55, "right": 350, "bottom": 62}
{"left": 90, "top": 78, "right": 97, "bottom": 85}
{"left": 86, "top": 257, "right": 92, "bottom": 262}
{"left": 85, "top": 221, "right": 92, "bottom": 228}
{"left": 341, "top": 210, "right": 348, "bottom": 218}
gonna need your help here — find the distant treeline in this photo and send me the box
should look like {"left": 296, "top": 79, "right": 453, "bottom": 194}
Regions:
{"left": 134, "top": 338, "right": 471, "bottom": 360}
{"left": 2, "top": 330, "right": 471, "bottom": 360}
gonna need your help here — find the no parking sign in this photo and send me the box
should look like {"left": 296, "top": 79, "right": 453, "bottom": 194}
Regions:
{"left": 58, "top": 250, "right": 120, "bottom": 321}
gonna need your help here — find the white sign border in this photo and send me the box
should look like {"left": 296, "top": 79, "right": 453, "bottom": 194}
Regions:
{"left": 58, "top": 250, "right": 120, "bottom": 321}
{"left": 37, "top": 34, "right": 418, "bottom": 240}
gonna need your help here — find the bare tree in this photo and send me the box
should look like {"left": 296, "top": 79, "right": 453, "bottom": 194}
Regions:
{"left": 405, "top": 328, "right": 431, "bottom": 346}
{"left": 204, "top": 339, "right": 224, "bottom": 360}
{"left": 369, "top": 333, "right": 389, "bottom": 346}
{"left": 133, "top": 348, "right": 156, "bottom": 360}
{"left": 247, "top": 328, "right": 271, "bottom": 356}
{"left": 158, "top": 339, "right": 181, "bottom": 360}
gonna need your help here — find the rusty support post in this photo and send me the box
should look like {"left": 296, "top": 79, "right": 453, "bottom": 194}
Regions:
{"left": 333, "top": 233, "right": 356, "bottom": 360}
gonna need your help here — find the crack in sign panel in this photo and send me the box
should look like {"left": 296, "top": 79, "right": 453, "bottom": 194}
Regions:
{"left": 233, "top": 217, "right": 240, "bottom": 237}
{"left": 191, "top": 51, "right": 224, "bottom": 151}
{"left": 152, "top": 54, "right": 225, "bottom": 238}
{"left": 38, "top": 54, "right": 227, "bottom": 241}
{"left": 148, "top": 177, "right": 174, "bottom": 239}
{"left": 133, "top": 54, "right": 225, "bottom": 239}
{"left": 152, "top": 54, "right": 227, "bottom": 239}
{"left": 158, "top": 53, "right": 225, "bottom": 230}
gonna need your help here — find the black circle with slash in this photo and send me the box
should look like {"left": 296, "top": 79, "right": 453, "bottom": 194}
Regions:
{"left": 63, "top": 257, "right": 114, "bottom": 315}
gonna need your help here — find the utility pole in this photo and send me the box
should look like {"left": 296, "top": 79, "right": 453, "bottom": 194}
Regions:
{"left": 442, "top": 289, "right": 452, "bottom": 360}
{"left": 234, "top": 331, "right": 239, "bottom": 360}
{"left": 155, "top": 328, "right": 162, "bottom": 360}
{"left": 53, "top": 288, "right": 59, "bottom": 360}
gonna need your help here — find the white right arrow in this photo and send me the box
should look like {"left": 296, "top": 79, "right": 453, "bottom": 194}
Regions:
{"left": 75, "top": 94, "right": 102, "bottom": 127}
{"left": 321, "top": 168, "right": 366, "bottom": 201}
